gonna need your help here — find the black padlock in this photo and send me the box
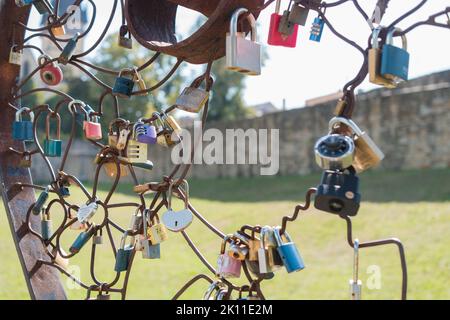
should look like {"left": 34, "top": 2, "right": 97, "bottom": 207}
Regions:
{"left": 314, "top": 167, "right": 361, "bottom": 216}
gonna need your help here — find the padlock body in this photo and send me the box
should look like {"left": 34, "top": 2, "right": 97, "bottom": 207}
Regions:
{"left": 380, "top": 44, "right": 409, "bottom": 82}
{"left": 226, "top": 33, "right": 261, "bottom": 76}
{"left": 353, "top": 133, "right": 385, "bottom": 172}
{"left": 59, "top": 39, "right": 77, "bottom": 65}
{"left": 314, "top": 170, "right": 361, "bottom": 216}
{"left": 142, "top": 241, "right": 160, "bottom": 259}
{"left": 277, "top": 242, "right": 305, "bottom": 273}
{"left": 217, "top": 254, "right": 241, "bottom": 278}
{"left": 112, "top": 77, "right": 135, "bottom": 98}
{"left": 175, "top": 87, "right": 210, "bottom": 113}
{"left": 119, "top": 37, "right": 133, "bottom": 49}
{"left": 9, "top": 49, "right": 23, "bottom": 65}
{"left": 84, "top": 121, "right": 102, "bottom": 140}
{"left": 70, "top": 231, "right": 94, "bottom": 253}
{"left": 248, "top": 239, "right": 260, "bottom": 261}
{"left": 147, "top": 224, "right": 169, "bottom": 244}
{"left": 33, "top": 191, "right": 49, "bottom": 214}
{"left": 59, "top": 186, "right": 70, "bottom": 198}
{"left": 309, "top": 17, "right": 325, "bottom": 42}
{"left": 44, "top": 139, "right": 62, "bottom": 157}
{"left": 289, "top": 4, "right": 309, "bottom": 26}
{"left": 41, "top": 220, "right": 52, "bottom": 241}
{"left": 12, "top": 121, "right": 34, "bottom": 141}
{"left": 114, "top": 245, "right": 133, "bottom": 272}
{"left": 349, "top": 279, "right": 362, "bottom": 300}
{"left": 245, "top": 260, "right": 275, "bottom": 280}
{"left": 51, "top": 25, "right": 66, "bottom": 37}
{"left": 136, "top": 124, "right": 157, "bottom": 144}
{"left": 368, "top": 48, "right": 397, "bottom": 88}
{"left": 267, "top": 13, "right": 298, "bottom": 48}
{"left": 162, "top": 209, "right": 193, "bottom": 232}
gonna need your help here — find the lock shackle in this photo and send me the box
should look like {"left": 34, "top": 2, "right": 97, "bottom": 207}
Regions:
{"left": 119, "top": 230, "right": 134, "bottom": 249}
{"left": 67, "top": 99, "right": 86, "bottom": 115}
{"left": 46, "top": 112, "right": 61, "bottom": 140}
{"left": 229, "top": 8, "right": 257, "bottom": 43}
{"left": 275, "top": 0, "right": 281, "bottom": 14}
{"left": 220, "top": 235, "right": 232, "bottom": 254}
{"left": 119, "top": 24, "right": 131, "bottom": 38}
{"left": 386, "top": 27, "right": 407, "bottom": 51}
{"left": 109, "top": 118, "right": 129, "bottom": 134}
{"left": 329, "top": 117, "right": 364, "bottom": 137}
{"left": 152, "top": 112, "right": 165, "bottom": 129}
{"left": 15, "top": 107, "right": 35, "bottom": 122}
{"left": 118, "top": 68, "right": 135, "bottom": 78}
{"left": 274, "top": 226, "right": 293, "bottom": 246}
{"left": 11, "top": 44, "right": 22, "bottom": 54}
{"left": 191, "top": 74, "right": 214, "bottom": 91}
{"left": 167, "top": 180, "right": 190, "bottom": 210}
{"left": 203, "top": 281, "right": 224, "bottom": 300}
{"left": 38, "top": 54, "right": 54, "bottom": 67}
{"left": 371, "top": 26, "right": 383, "bottom": 49}
{"left": 132, "top": 66, "right": 142, "bottom": 81}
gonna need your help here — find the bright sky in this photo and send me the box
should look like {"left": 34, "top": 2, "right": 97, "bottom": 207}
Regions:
{"left": 28, "top": 0, "right": 450, "bottom": 109}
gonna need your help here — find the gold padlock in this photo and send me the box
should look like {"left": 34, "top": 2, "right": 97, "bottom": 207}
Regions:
{"left": 368, "top": 26, "right": 396, "bottom": 88}
{"left": 103, "top": 161, "right": 129, "bottom": 178}
{"left": 146, "top": 210, "right": 168, "bottom": 244}
{"left": 108, "top": 118, "right": 129, "bottom": 149}
{"left": 248, "top": 229, "right": 261, "bottom": 262}
{"left": 133, "top": 67, "right": 148, "bottom": 96}
{"left": 19, "top": 152, "right": 32, "bottom": 168}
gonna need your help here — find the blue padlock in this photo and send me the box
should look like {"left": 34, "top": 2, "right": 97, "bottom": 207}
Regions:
{"left": 114, "top": 231, "right": 134, "bottom": 272}
{"left": 134, "top": 120, "right": 157, "bottom": 145}
{"left": 69, "top": 226, "right": 96, "bottom": 253}
{"left": 112, "top": 68, "right": 136, "bottom": 99}
{"left": 309, "top": 16, "right": 325, "bottom": 42}
{"left": 32, "top": 187, "right": 49, "bottom": 215}
{"left": 59, "top": 33, "right": 79, "bottom": 65}
{"left": 274, "top": 227, "right": 305, "bottom": 273}
{"left": 13, "top": 107, "right": 34, "bottom": 142}
{"left": 43, "top": 112, "right": 62, "bottom": 157}
{"left": 381, "top": 27, "right": 409, "bottom": 83}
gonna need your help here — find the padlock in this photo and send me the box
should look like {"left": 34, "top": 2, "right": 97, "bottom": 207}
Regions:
{"left": 175, "top": 76, "right": 211, "bottom": 113}
{"left": 9, "top": 46, "right": 23, "bottom": 66}
{"left": 267, "top": 0, "right": 298, "bottom": 48}
{"left": 265, "top": 227, "right": 284, "bottom": 270}
{"left": 289, "top": 2, "right": 309, "bottom": 26}
{"left": 97, "top": 285, "right": 111, "bottom": 300}
{"left": 329, "top": 117, "right": 385, "bottom": 172}
{"left": 314, "top": 167, "right": 361, "bottom": 216}
{"left": 217, "top": 236, "right": 242, "bottom": 278}
{"left": 161, "top": 113, "right": 182, "bottom": 147}
{"left": 77, "top": 200, "right": 98, "bottom": 224}
{"left": 19, "top": 152, "right": 32, "bottom": 168}
{"left": 380, "top": 27, "right": 409, "bottom": 84}
{"left": 70, "top": 101, "right": 94, "bottom": 126}
{"left": 122, "top": 126, "right": 153, "bottom": 170}
{"left": 41, "top": 209, "right": 52, "bottom": 241}
{"left": 43, "top": 112, "right": 62, "bottom": 157}
{"left": 83, "top": 110, "right": 102, "bottom": 140}
{"left": 278, "top": 9, "right": 296, "bottom": 37}
{"left": 141, "top": 209, "right": 161, "bottom": 259}
{"left": 146, "top": 211, "right": 169, "bottom": 245}
{"left": 70, "top": 225, "right": 96, "bottom": 253}
{"left": 226, "top": 8, "right": 261, "bottom": 75}
{"left": 228, "top": 240, "right": 248, "bottom": 261}
{"left": 274, "top": 227, "right": 305, "bottom": 273}
{"left": 257, "top": 227, "right": 271, "bottom": 274}
{"left": 133, "top": 67, "right": 148, "bottom": 96}
{"left": 116, "top": 128, "right": 130, "bottom": 151}
{"left": 32, "top": 187, "right": 49, "bottom": 215}
{"left": 203, "top": 281, "right": 226, "bottom": 300}
{"left": 93, "top": 229, "right": 103, "bottom": 245}
{"left": 48, "top": 15, "right": 65, "bottom": 36}
{"left": 112, "top": 68, "right": 136, "bottom": 99}
{"left": 244, "top": 260, "right": 275, "bottom": 280}
{"left": 12, "top": 107, "right": 34, "bottom": 141}
{"left": 114, "top": 231, "right": 135, "bottom": 272}
{"left": 349, "top": 239, "right": 362, "bottom": 300}
{"left": 134, "top": 120, "right": 157, "bottom": 145}
{"left": 38, "top": 54, "right": 63, "bottom": 86}
{"left": 103, "top": 161, "right": 128, "bottom": 178}
{"left": 248, "top": 229, "right": 260, "bottom": 262}
{"left": 108, "top": 118, "right": 128, "bottom": 149}
{"left": 309, "top": 16, "right": 325, "bottom": 42}
{"left": 58, "top": 33, "right": 79, "bottom": 65}
{"left": 58, "top": 183, "right": 70, "bottom": 198}
{"left": 215, "top": 288, "right": 229, "bottom": 300}
{"left": 369, "top": 26, "right": 397, "bottom": 88}
{"left": 162, "top": 181, "right": 194, "bottom": 232}
{"left": 129, "top": 208, "right": 143, "bottom": 232}
{"left": 118, "top": 25, "right": 133, "bottom": 49}
{"left": 314, "top": 134, "right": 355, "bottom": 170}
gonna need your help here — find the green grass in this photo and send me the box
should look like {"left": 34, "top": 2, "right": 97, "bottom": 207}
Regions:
{"left": 0, "top": 168, "right": 449, "bottom": 300}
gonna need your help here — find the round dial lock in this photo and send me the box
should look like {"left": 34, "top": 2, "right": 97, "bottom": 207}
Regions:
{"left": 314, "top": 134, "right": 355, "bottom": 170}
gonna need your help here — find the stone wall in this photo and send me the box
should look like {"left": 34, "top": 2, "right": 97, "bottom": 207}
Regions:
{"left": 31, "top": 70, "right": 450, "bottom": 182}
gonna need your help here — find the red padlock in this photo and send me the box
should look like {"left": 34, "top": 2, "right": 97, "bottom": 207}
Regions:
{"left": 39, "top": 54, "right": 63, "bottom": 86}
{"left": 267, "top": 0, "right": 298, "bottom": 48}
{"left": 83, "top": 112, "right": 102, "bottom": 141}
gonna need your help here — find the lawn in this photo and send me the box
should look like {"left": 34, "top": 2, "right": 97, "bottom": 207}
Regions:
{"left": 0, "top": 168, "right": 449, "bottom": 300}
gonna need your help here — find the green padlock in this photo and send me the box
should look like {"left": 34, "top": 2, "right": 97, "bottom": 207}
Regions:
{"left": 114, "top": 231, "right": 135, "bottom": 272}
{"left": 43, "top": 112, "right": 62, "bottom": 157}
{"left": 32, "top": 186, "right": 50, "bottom": 215}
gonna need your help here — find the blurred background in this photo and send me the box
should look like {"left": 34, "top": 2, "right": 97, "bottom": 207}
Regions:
{"left": 0, "top": 0, "right": 449, "bottom": 299}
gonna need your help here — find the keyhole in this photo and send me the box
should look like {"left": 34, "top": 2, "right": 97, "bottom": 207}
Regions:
{"left": 175, "top": 220, "right": 178, "bottom": 227}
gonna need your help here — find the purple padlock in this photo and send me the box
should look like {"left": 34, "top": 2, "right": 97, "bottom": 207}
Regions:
{"left": 134, "top": 120, "right": 157, "bottom": 145}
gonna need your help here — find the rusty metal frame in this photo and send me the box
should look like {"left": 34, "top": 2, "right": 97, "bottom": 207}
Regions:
{"left": 0, "top": 0, "right": 449, "bottom": 300}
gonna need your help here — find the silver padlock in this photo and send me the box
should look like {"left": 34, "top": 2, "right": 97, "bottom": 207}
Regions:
{"left": 77, "top": 200, "right": 98, "bottom": 224}
{"left": 257, "top": 227, "right": 271, "bottom": 274}
{"left": 329, "top": 117, "right": 385, "bottom": 172}
{"left": 94, "top": 229, "right": 103, "bottom": 245}
{"left": 349, "top": 239, "right": 362, "bottom": 300}
{"left": 9, "top": 46, "right": 23, "bottom": 66}
{"left": 226, "top": 8, "right": 261, "bottom": 76}
{"left": 161, "top": 180, "right": 194, "bottom": 232}
{"left": 130, "top": 207, "right": 143, "bottom": 232}
{"left": 289, "top": 2, "right": 310, "bottom": 26}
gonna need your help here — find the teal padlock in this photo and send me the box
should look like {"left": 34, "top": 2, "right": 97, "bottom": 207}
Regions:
{"left": 32, "top": 187, "right": 49, "bottom": 215}
{"left": 70, "top": 226, "right": 96, "bottom": 253}
{"left": 112, "top": 68, "right": 136, "bottom": 99}
{"left": 43, "top": 112, "right": 62, "bottom": 157}
{"left": 114, "top": 231, "right": 134, "bottom": 272}
{"left": 12, "top": 107, "right": 34, "bottom": 141}
{"left": 380, "top": 27, "right": 409, "bottom": 83}
{"left": 59, "top": 33, "right": 79, "bottom": 65}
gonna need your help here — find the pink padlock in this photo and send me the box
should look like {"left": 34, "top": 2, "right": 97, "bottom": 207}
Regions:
{"left": 38, "top": 54, "right": 63, "bottom": 86}
{"left": 217, "top": 236, "right": 241, "bottom": 278}
{"left": 83, "top": 110, "right": 102, "bottom": 140}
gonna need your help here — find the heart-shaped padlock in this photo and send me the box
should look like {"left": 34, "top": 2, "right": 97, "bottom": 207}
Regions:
{"left": 77, "top": 200, "right": 99, "bottom": 224}
{"left": 162, "top": 181, "right": 193, "bottom": 232}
